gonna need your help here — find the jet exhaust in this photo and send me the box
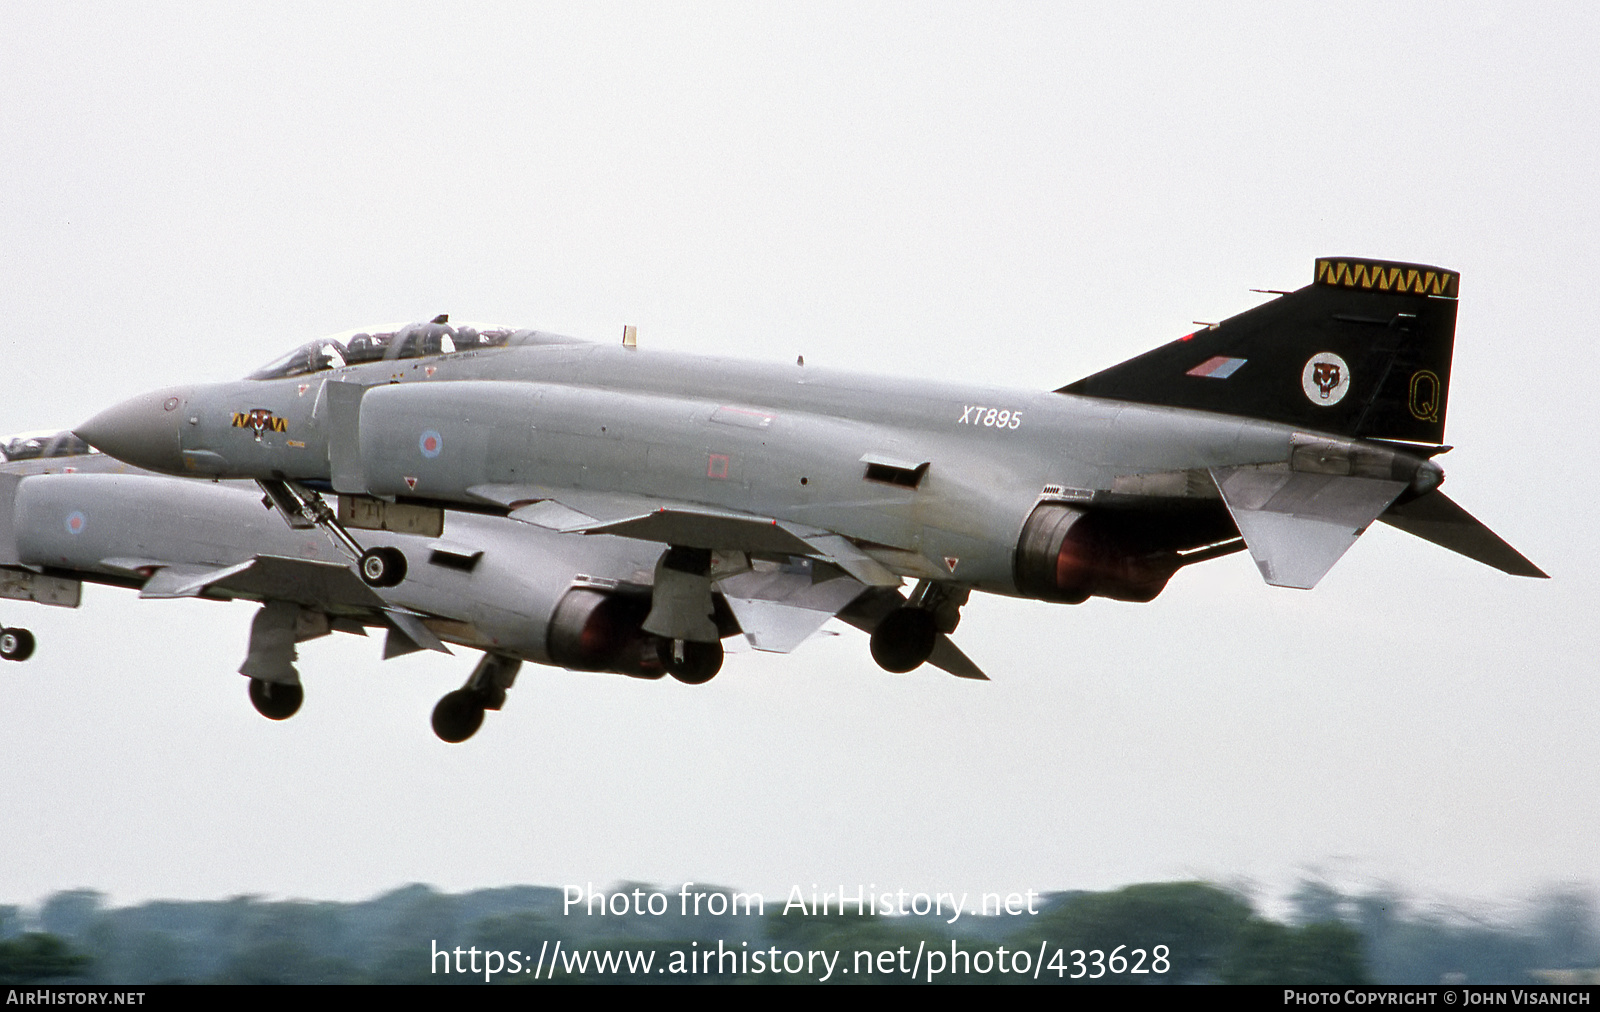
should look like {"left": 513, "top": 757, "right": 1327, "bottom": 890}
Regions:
{"left": 1013, "top": 505, "right": 1180, "bottom": 604}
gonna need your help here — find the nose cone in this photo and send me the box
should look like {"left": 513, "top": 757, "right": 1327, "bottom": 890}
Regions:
{"left": 75, "top": 386, "right": 191, "bottom": 474}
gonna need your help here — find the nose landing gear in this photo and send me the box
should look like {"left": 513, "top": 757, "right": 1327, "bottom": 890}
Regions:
{"left": 0, "top": 627, "right": 36, "bottom": 662}
{"left": 358, "top": 546, "right": 408, "bottom": 588}
{"left": 258, "top": 479, "right": 407, "bottom": 588}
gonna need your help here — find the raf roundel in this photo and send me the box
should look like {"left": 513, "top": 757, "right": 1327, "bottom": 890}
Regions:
{"left": 1301, "top": 352, "right": 1351, "bottom": 407}
{"left": 65, "top": 510, "right": 86, "bottom": 535}
{"left": 419, "top": 429, "right": 443, "bottom": 459}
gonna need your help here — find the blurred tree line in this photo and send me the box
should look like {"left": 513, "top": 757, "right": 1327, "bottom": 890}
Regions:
{"left": 0, "top": 880, "right": 1592, "bottom": 984}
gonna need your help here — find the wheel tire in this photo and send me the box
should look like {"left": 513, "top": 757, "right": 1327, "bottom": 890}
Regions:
{"left": 0, "top": 628, "right": 36, "bottom": 662}
{"left": 657, "top": 638, "right": 724, "bottom": 685}
{"left": 432, "top": 690, "right": 486, "bottom": 743}
{"left": 248, "top": 678, "right": 304, "bottom": 720}
{"left": 359, "top": 546, "right": 407, "bottom": 588}
{"left": 869, "top": 608, "right": 938, "bottom": 673}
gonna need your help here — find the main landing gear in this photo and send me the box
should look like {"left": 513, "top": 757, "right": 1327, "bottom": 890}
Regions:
{"left": 640, "top": 545, "right": 726, "bottom": 685}
{"left": 432, "top": 653, "right": 522, "bottom": 743}
{"left": 258, "top": 479, "right": 407, "bottom": 588}
{"left": 656, "top": 637, "right": 724, "bottom": 684}
{"left": 0, "top": 627, "right": 36, "bottom": 662}
{"left": 248, "top": 678, "right": 303, "bottom": 720}
{"left": 239, "top": 601, "right": 311, "bottom": 720}
{"left": 870, "top": 608, "right": 937, "bottom": 673}
{"left": 868, "top": 581, "right": 969, "bottom": 673}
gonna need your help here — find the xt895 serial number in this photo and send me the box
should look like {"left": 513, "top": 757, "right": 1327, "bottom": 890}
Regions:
{"left": 958, "top": 405, "right": 1024, "bottom": 429}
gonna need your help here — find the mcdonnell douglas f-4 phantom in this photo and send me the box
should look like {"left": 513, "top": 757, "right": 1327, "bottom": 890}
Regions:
{"left": 75, "top": 257, "right": 1546, "bottom": 693}
{"left": 4, "top": 437, "right": 837, "bottom": 742}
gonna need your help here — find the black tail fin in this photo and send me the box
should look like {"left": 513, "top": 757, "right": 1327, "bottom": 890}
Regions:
{"left": 1059, "top": 257, "right": 1459, "bottom": 444}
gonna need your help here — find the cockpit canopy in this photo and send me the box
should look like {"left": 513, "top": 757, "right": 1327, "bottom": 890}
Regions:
{"left": 246, "top": 318, "right": 518, "bottom": 381}
{"left": 1, "top": 430, "right": 95, "bottom": 462}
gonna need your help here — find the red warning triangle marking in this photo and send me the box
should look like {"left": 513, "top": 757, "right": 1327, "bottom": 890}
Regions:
{"left": 425, "top": 366, "right": 437, "bottom": 377}
{"left": 944, "top": 556, "right": 959, "bottom": 572}
{"left": 404, "top": 476, "right": 418, "bottom": 490}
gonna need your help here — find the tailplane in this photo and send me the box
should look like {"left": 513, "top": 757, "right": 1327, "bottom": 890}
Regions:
{"left": 1379, "top": 490, "right": 1547, "bottom": 578}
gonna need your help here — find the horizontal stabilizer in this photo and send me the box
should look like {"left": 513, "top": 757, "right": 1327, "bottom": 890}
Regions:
{"left": 1213, "top": 467, "right": 1407, "bottom": 589}
{"left": 1379, "top": 491, "right": 1548, "bottom": 578}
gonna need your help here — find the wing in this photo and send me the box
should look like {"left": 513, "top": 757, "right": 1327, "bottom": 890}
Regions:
{"left": 105, "top": 553, "right": 451, "bottom": 655}
{"left": 467, "top": 483, "right": 902, "bottom": 588}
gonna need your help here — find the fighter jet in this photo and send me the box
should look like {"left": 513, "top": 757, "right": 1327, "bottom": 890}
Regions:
{"left": 75, "top": 258, "right": 1546, "bottom": 684}
{"left": 4, "top": 436, "right": 905, "bottom": 740}
{"left": 0, "top": 430, "right": 101, "bottom": 663}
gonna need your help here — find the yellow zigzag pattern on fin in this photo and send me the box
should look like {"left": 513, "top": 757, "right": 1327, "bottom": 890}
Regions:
{"left": 1315, "top": 259, "right": 1459, "bottom": 298}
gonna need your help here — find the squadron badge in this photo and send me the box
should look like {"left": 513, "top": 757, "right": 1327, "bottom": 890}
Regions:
{"left": 1301, "top": 352, "right": 1350, "bottom": 406}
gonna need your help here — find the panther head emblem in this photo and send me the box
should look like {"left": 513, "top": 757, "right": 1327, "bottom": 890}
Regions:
{"left": 1312, "top": 362, "right": 1341, "bottom": 399}
{"left": 1301, "top": 353, "right": 1350, "bottom": 407}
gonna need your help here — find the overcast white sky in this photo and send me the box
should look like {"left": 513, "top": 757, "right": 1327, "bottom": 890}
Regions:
{"left": 2, "top": 3, "right": 1596, "bottom": 919}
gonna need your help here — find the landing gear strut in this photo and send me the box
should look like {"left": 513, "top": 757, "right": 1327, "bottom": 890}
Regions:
{"left": 0, "top": 627, "right": 36, "bottom": 662}
{"left": 640, "top": 545, "right": 727, "bottom": 684}
{"left": 259, "top": 479, "right": 406, "bottom": 588}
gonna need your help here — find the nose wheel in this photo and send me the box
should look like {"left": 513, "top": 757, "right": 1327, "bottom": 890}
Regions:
{"left": 359, "top": 547, "right": 408, "bottom": 588}
{"left": 0, "top": 627, "right": 35, "bottom": 662}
